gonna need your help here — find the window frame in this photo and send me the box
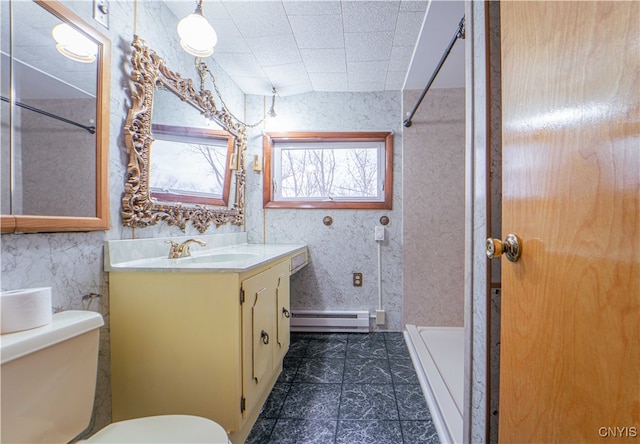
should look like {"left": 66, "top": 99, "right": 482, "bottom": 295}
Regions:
{"left": 263, "top": 131, "right": 393, "bottom": 209}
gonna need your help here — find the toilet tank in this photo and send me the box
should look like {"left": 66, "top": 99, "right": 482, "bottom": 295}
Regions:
{"left": 1, "top": 310, "right": 104, "bottom": 443}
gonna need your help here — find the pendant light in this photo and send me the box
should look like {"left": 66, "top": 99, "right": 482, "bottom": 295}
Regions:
{"left": 177, "top": 0, "right": 217, "bottom": 57}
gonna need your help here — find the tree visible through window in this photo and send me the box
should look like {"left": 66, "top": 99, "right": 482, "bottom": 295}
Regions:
{"left": 264, "top": 132, "right": 393, "bottom": 209}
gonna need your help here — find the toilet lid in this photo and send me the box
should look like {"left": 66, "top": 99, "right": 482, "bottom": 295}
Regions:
{"left": 83, "top": 415, "right": 229, "bottom": 443}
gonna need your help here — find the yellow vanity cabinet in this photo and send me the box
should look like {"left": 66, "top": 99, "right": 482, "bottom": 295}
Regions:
{"left": 109, "top": 256, "right": 295, "bottom": 443}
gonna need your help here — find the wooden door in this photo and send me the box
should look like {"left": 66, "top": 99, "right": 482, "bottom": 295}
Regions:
{"left": 499, "top": 2, "right": 639, "bottom": 442}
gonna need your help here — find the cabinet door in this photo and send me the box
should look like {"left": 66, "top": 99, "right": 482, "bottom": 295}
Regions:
{"left": 241, "top": 269, "right": 276, "bottom": 417}
{"left": 274, "top": 261, "right": 291, "bottom": 364}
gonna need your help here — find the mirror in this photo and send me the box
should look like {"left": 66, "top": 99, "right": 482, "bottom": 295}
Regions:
{"left": 122, "top": 36, "right": 246, "bottom": 233}
{"left": 149, "top": 124, "right": 234, "bottom": 207}
{"left": 1, "top": 0, "right": 111, "bottom": 233}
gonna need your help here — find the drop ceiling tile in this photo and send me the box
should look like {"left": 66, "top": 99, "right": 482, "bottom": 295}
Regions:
{"left": 300, "top": 48, "right": 346, "bottom": 73}
{"left": 208, "top": 18, "right": 243, "bottom": 37}
{"left": 212, "top": 53, "right": 265, "bottom": 77}
{"left": 399, "top": 0, "right": 428, "bottom": 12}
{"left": 198, "top": 1, "right": 232, "bottom": 20}
{"left": 214, "top": 39, "right": 252, "bottom": 54}
{"left": 289, "top": 14, "right": 344, "bottom": 49}
{"left": 309, "top": 72, "right": 348, "bottom": 91}
{"left": 348, "top": 82, "right": 386, "bottom": 92}
{"left": 283, "top": 1, "right": 342, "bottom": 16}
{"left": 388, "top": 46, "right": 414, "bottom": 71}
{"left": 384, "top": 70, "right": 406, "bottom": 90}
{"left": 277, "top": 82, "right": 314, "bottom": 96}
{"left": 342, "top": 1, "right": 400, "bottom": 33}
{"left": 393, "top": 11, "right": 425, "bottom": 47}
{"left": 231, "top": 76, "right": 276, "bottom": 96}
{"left": 344, "top": 32, "right": 393, "bottom": 62}
{"left": 263, "top": 62, "right": 311, "bottom": 88}
{"left": 160, "top": 0, "right": 436, "bottom": 95}
{"left": 245, "top": 34, "right": 301, "bottom": 66}
{"left": 347, "top": 60, "right": 389, "bottom": 83}
{"left": 222, "top": 1, "right": 292, "bottom": 38}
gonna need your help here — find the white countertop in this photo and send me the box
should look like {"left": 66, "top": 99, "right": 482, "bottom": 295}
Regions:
{"left": 105, "top": 234, "right": 307, "bottom": 273}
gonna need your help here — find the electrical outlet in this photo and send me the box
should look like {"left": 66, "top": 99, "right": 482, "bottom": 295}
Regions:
{"left": 376, "top": 309, "right": 386, "bottom": 325}
{"left": 353, "top": 273, "right": 363, "bottom": 287}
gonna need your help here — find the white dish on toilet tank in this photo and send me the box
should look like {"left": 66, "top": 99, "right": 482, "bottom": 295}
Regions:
{"left": 0, "top": 287, "right": 52, "bottom": 334}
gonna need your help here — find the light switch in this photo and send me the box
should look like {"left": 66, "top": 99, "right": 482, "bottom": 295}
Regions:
{"left": 93, "top": 0, "right": 109, "bottom": 29}
{"left": 253, "top": 154, "right": 262, "bottom": 172}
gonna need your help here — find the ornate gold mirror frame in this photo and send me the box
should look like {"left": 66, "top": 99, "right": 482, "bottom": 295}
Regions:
{"left": 122, "top": 36, "right": 246, "bottom": 233}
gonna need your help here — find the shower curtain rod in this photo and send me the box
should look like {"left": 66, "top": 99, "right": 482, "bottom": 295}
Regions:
{"left": 1, "top": 96, "right": 96, "bottom": 134}
{"left": 403, "top": 16, "right": 465, "bottom": 128}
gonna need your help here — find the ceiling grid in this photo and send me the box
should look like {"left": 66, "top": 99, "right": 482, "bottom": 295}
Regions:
{"left": 163, "top": 0, "right": 465, "bottom": 96}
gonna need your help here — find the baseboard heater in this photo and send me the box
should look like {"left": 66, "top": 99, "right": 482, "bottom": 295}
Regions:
{"left": 290, "top": 310, "right": 370, "bottom": 333}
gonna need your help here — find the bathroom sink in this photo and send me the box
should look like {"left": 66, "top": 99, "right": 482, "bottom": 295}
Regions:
{"left": 182, "top": 252, "right": 259, "bottom": 264}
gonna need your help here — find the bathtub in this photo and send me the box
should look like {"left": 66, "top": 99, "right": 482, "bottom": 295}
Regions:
{"left": 404, "top": 325, "right": 464, "bottom": 444}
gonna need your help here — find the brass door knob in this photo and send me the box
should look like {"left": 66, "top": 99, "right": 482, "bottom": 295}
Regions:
{"left": 486, "top": 233, "right": 522, "bottom": 263}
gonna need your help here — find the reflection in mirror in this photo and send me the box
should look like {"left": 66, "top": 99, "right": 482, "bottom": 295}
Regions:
{"left": 1, "top": 0, "right": 110, "bottom": 233}
{"left": 122, "top": 36, "right": 246, "bottom": 233}
{"left": 150, "top": 124, "right": 233, "bottom": 206}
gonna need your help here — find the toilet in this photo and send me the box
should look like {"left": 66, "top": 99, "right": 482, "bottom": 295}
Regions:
{"left": 0, "top": 310, "right": 229, "bottom": 443}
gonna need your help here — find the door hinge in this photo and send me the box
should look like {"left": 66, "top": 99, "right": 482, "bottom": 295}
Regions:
{"left": 241, "top": 396, "right": 246, "bottom": 413}
{"left": 240, "top": 289, "right": 245, "bottom": 304}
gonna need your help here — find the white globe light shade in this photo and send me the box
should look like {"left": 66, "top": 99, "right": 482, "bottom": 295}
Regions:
{"left": 177, "top": 13, "right": 217, "bottom": 57}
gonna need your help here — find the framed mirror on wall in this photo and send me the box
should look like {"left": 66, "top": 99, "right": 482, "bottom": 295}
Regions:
{"left": 1, "top": 0, "right": 111, "bottom": 233}
{"left": 122, "top": 36, "right": 246, "bottom": 233}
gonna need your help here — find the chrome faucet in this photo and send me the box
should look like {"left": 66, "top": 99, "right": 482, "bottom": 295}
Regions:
{"left": 166, "top": 239, "right": 206, "bottom": 259}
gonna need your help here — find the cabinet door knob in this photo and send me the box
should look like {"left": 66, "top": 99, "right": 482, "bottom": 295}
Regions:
{"left": 282, "top": 307, "right": 290, "bottom": 318}
{"left": 261, "top": 330, "right": 270, "bottom": 345}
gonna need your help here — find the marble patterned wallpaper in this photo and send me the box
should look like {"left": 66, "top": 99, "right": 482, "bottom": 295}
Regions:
{"left": 402, "top": 87, "right": 466, "bottom": 328}
{"left": 0, "top": 0, "right": 244, "bottom": 434}
{"left": 243, "top": 91, "right": 404, "bottom": 331}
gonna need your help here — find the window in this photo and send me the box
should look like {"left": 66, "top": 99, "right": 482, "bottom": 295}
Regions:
{"left": 263, "top": 132, "right": 393, "bottom": 209}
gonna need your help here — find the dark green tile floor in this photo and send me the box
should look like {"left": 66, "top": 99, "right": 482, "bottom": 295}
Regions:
{"left": 246, "top": 332, "right": 440, "bottom": 444}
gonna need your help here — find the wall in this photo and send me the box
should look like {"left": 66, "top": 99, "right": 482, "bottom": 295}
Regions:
{"left": 402, "top": 87, "right": 466, "bottom": 327}
{"left": 0, "top": 0, "right": 244, "bottom": 434}
{"left": 243, "top": 91, "right": 404, "bottom": 331}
